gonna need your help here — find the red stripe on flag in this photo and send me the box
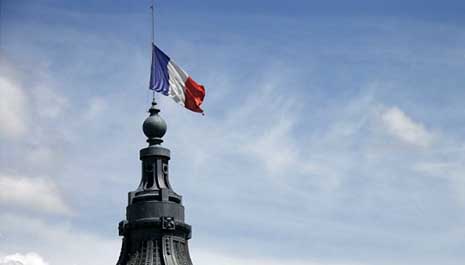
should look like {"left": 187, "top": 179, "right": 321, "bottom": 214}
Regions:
{"left": 184, "top": 77, "right": 205, "bottom": 113}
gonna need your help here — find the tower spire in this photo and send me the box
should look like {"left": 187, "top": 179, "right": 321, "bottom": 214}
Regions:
{"left": 116, "top": 103, "right": 194, "bottom": 265}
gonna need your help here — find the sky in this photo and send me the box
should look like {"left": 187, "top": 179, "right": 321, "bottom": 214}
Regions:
{"left": 1, "top": 0, "right": 465, "bottom": 264}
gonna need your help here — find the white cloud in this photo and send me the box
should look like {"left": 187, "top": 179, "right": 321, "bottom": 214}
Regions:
{"left": 0, "top": 175, "right": 72, "bottom": 216}
{"left": 0, "top": 214, "right": 120, "bottom": 265}
{"left": 381, "top": 107, "right": 433, "bottom": 147}
{"left": 192, "top": 249, "right": 363, "bottom": 265}
{"left": 0, "top": 76, "right": 27, "bottom": 139}
{"left": 0, "top": 253, "right": 48, "bottom": 265}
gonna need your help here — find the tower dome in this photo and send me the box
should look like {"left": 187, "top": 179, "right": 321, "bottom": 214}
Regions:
{"left": 116, "top": 100, "right": 195, "bottom": 265}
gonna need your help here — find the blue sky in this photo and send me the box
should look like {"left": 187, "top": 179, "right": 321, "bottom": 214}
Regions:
{"left": 1, "top": 0, "right": 465, "bottom": 265}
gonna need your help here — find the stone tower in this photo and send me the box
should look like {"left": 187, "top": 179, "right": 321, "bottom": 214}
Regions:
{"left": 116, "top": 100, "right": 194, "bottom": 265}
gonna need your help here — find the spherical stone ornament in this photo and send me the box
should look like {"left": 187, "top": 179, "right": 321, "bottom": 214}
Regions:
{"left": 142, "top": 101, "right": 167, "bottom": 145}
{"left": 143, "top": 113, "right": 167, "bottom": 139}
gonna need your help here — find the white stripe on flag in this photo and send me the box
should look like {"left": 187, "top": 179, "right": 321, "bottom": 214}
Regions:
{"left": 167, "top": 60, "right": 188, "bottom": 106}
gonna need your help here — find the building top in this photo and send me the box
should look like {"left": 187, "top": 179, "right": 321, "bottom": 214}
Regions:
{"left": 116, "top": 100, "right": 195, "bottom": 265}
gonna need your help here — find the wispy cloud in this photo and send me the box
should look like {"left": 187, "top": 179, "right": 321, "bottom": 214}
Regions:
{"left": 192, "top": 249, "right": 364, "bottom": 265}
{"left": 380, "top": 106, "right": 433, "bottom": 148}
{"left": 82, "top": 97, "right": 108, "bottom": 121}
{"left": 32, "top": 85, "right": 68, "bottom": 120}
{"left": 0, "top": 175, "right": 72, "bottom": 216}
{"left": 0, "top": 76, "right": 27, "bottom": 139}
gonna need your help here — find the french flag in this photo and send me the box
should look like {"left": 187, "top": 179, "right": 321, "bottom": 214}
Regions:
{"left": 149, "top": 44, "right": 206, "bottom": 113}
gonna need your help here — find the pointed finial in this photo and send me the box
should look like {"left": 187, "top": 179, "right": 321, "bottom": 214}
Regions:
{"left": 143, "top": 99, "right": 167, "bottom": 145}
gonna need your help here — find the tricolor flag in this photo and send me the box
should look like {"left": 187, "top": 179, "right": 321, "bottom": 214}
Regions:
{"left": 149, "top": 44, "right": 206, "bottom": 113}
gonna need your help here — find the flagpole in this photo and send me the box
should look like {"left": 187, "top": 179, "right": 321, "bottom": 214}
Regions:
{"left": 150, "top": 0, "right": 156, "bottom": 102}
{"left": 0, "top": 0, "right": 3, "bottom": 51}
{"left": 150, "top": 0, "right": 155, "bottom": 44}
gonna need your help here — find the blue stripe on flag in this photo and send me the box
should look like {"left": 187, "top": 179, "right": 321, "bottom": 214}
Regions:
{"left": 149, "top": 44, "right": 171, "bottom": 96}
